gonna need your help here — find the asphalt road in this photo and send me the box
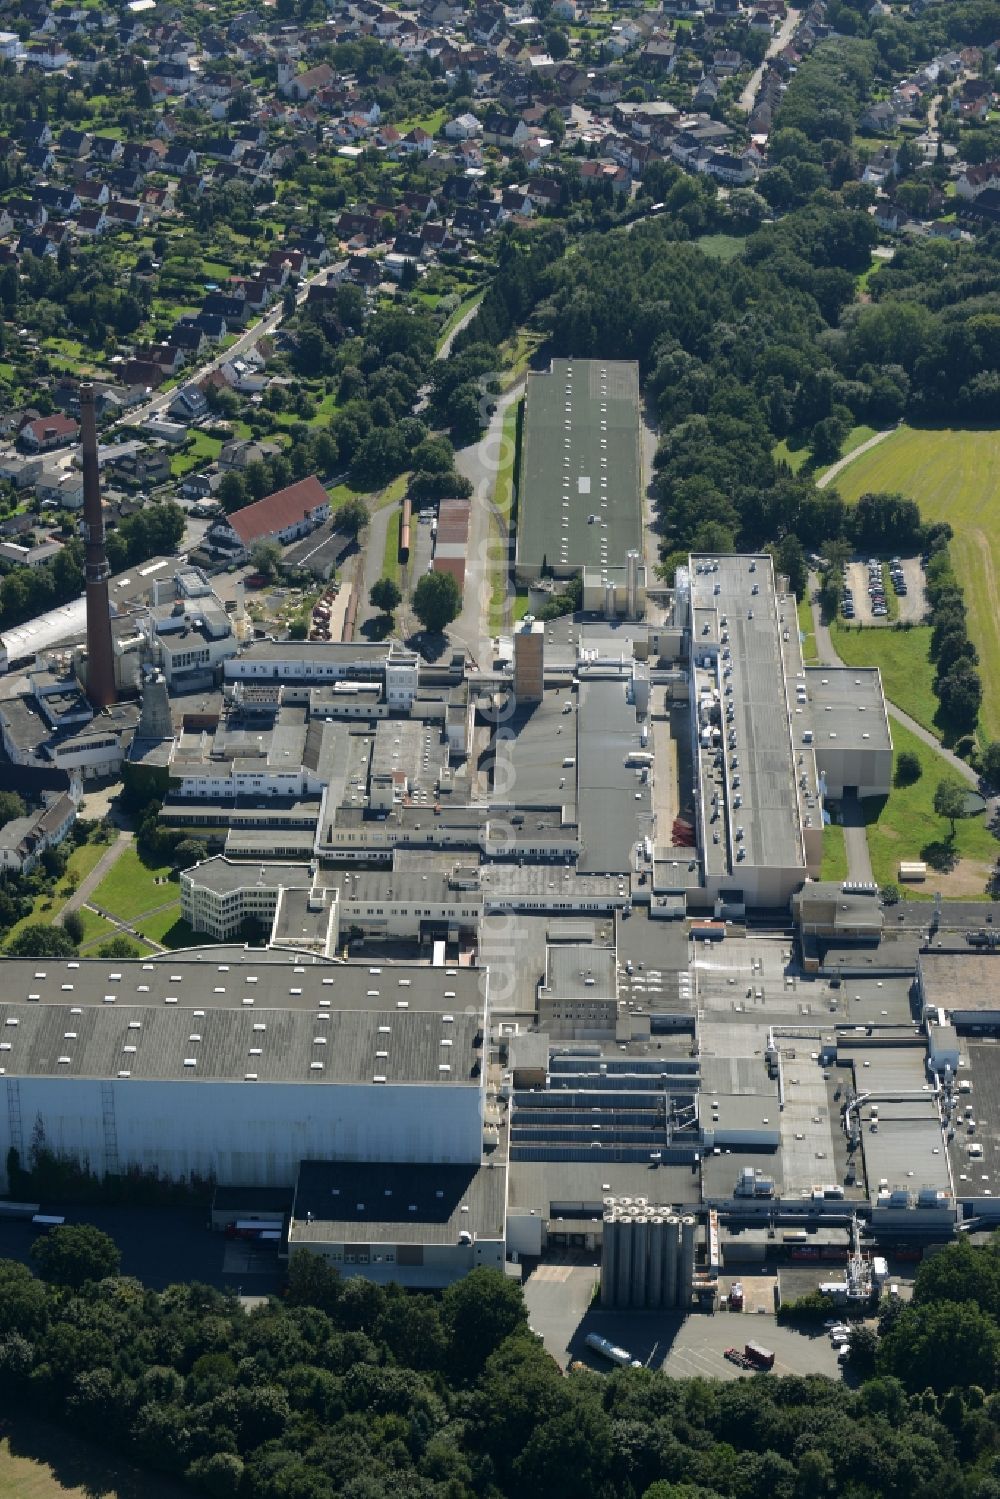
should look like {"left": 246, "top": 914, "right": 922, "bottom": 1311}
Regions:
{"left": 738, "top": 8, "right": 799, "bottom": 114}
{"left": 0, "top": 1206, "right": 283, "bottom": 1294}
{"left": 451, "top": 378, "right": 525, "bottom": 663}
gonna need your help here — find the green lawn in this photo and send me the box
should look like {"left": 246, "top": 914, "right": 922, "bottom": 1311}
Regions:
{"left": 798, "top": 595, "right": 818, "bottom": 663}
{"left": 372, "top": 472, "right": 410, "bottom": 513}
{"left": 832, "top": 425, "right": 1000, "bottom": 738}
{"left": 133, "top": 903, "right": 184, "bottom": 944}
{"left": 831, "top": 621, "right": 940, "bottom": 739}
{"left": 146, "top": 914, "right": 199, "bottom": 950}
{"left": 2, "top": 839, "right": 112, "bottom": 947}
{"left": 381, "top": 508, "right": 402, "bottom": 586}
{"left": 328, "top": 482, "right": 357, "bottom": 512}
{"left": 494, "top": 400, "right": 520, "bottom": 528}
{"left": 838, "top": 423, "right": 878, "bottom": 461}
{"left": 775, "top": 424, "right": 876, "bottom": 478}
{"left": 863, "top": 720, "right": 998, "bottom": 899}
{"left": 487, "top": 400, "right": 521, "bottom": 633}
{"left": 773, "top": 437, "right": 810, "bottom": 473}
{"left": 856, "top": 257, "right": 884, "bottom": 294}
{"left": 820, "top": 822, "right": 848, "bottom": 882}
{"left": 400, "top": 106, "right": 448, "bottom": 136}
{"left": 695, "top": 233, "right": 745, "bottom": 262}
{"left": 171, "top": 430, "right": 223, "bottom": 478}
{"left": 57, "top": 840, "right": 112, "bottom": 899}
{"left": 89, "top": 848, "right": 178, "bottom": 923}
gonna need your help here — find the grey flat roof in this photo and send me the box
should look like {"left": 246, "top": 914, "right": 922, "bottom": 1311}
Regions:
{"left": 492, "top": 693, "right": 579, "bottom": 811}
{"left": 690, "top": 554, "right": 807, "bottom": 874}
{"left": 289, "top": 1159, "right": 506, "bottom": 1243}
{"left": 841, "top": 1044, "right": 949, "bottom": 1196}
{"left": 543, "top": 943, "right": 617, "bottom": 1000}
{"left": 272, "top": 887, "right": 334, "bottom": 946}
{"left": 0, "top": 957, "right": 484, "bottom": 1019}
{"left": 804, "top": 667, "right": 892, "bottom": 753}
{"left": 0, "top": 1000, "right": 481, "bottom": 1086}
{"left": 517, "top": 358, "right": 642, "bottom": 573}
{"left": 508, "top": 1157, "right": 695, "bottom": 1214}
{"left": 186, "top": 857, "right": 311, "bottom": 895}
{"left": 325, "top": 868, "right": 473, "bottom": 906}
{"left": 577, "top": 678, "right": 651, "bottom": 874}
{"left": 951, "top": 1042, "right": 1000, "bottom": 1198}
{"left": 479, "top": 865, "right": 625, "bottom": 901}
{"left": 919, "top": 951, "right": 1000, "bottom": 1014}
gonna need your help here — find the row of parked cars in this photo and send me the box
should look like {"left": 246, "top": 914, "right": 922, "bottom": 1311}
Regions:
{"left": 842, "top": 557, "right": 908, "bottom": 620}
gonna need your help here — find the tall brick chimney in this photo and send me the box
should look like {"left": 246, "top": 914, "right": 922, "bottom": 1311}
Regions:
{"left": 79, "top": 384, "right": 116, "bottom": 709}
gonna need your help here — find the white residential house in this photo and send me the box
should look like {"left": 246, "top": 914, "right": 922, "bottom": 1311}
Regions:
{"left": 444, "top": 112, "right": 482, "bottom": 140}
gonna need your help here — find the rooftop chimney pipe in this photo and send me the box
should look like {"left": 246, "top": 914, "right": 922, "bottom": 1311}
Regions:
{"left": 80, "top": 384, "right": 116, "bottom": 709}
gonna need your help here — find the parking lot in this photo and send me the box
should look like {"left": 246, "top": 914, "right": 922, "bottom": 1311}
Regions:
{"left": 0, "top": 1205, "right": 283, "bottom": 1294}
{"left": 842, "top": 557, "right": 925, "bottom": 626}
{"left": 522, "top": 1258, "right": 844, "bottom": 1380}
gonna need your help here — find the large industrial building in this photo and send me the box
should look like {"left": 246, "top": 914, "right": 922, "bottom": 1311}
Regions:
{"left": 0, "top": 957, "right": 487, "bottom": 1189}
{"left": 0, "top": 502, "right": 977, "bottom": 1302}
{"left": 515, "top": 358, "right": 644, "bottom": 585}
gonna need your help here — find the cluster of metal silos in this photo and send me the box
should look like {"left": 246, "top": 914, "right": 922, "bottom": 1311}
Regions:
{"left": 600, "top": 1198, "right": 697, "bottom": 1310}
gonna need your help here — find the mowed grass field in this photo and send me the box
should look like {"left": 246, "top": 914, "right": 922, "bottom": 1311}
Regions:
{"left": 830, "top": 621, "right": 939, "bottom": 738}
{"left": 832, "top": 426, "right": 1000, "bottom": 739}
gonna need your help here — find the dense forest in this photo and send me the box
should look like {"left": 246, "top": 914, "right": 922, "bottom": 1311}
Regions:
{"left": 2, "top": 1228, "right": 1000, "bottom": 1499}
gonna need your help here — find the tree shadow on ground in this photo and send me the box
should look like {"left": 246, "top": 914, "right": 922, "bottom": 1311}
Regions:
{"left": 1, "top": 1410, "right": 187, "bottom": 1499}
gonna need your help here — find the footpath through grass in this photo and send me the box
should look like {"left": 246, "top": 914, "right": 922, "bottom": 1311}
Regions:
{"left": 89, "top": 847, "right": 178, "bottom": 924}
{"left": 831, "top": 621, "right": 940, "bottom": 739}
{"left": 863, "top": 719, "right": 997, "bottom": 898}
{"left": 832, "top": 424, "right": 1000, "bottom": 738}
{"left": 2, "top": 839, "right": 113, "bottom": 948}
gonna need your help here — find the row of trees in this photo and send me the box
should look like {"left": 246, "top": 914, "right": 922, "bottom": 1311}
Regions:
{"left": 1, "top": 1232, "right": 1000, "bottom": 1499}
{"left": 925, "top": 547, "right": 983, "bottom": 734}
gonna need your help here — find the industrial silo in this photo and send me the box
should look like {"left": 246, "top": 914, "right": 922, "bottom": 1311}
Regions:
{"left": 679, "top": 1215, "right": 697, "bottom": 1308}
{"left": 601, "top": 1207, "right": 618, "bottom": 1308}
{"left": 616, "top": 1214, "right": 633, "bottom": 1307}
{"left": 631, "top": 1213, "right": 649, "bottom": 1308}
{"left": 647, "top": 1215, "right": 665, "bottom": 1307}
{"left": 663, "top": 1214, "right": 680, "bottom": 1307}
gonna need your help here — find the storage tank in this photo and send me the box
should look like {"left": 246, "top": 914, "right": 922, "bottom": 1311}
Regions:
{"left": 663, "top": 1215, "right": 680, "bottom": 1307}
{"left": 679, "top": 1215, "right": 697, "bottom": 1308}
{"left": 647, "top": 1216, "right": 664, "bottom": 1307}
{"left": 601, "top": 1209, "right": 618, "bottom": 1308}
{"left": 631, "top": 1214, "right": 649, "bottom": 1308}
{"left": 616, "top": 1214, "right": 633, "bottom": 1307}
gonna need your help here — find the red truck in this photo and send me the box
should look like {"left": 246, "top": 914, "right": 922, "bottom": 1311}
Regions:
{"left": 744, "top": 1342, "right": 775, "bottom": 1371}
